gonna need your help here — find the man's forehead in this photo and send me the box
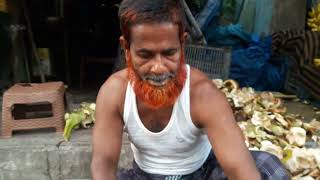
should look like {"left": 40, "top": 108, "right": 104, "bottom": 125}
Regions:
{"left": 130, "top": 23, "right": 179, "bottom": 38}
{"left": 129, "top": 23, "right": 181, "bottom": 49}
{"left": 131, "top": 22, "right": 178, "bottom": 30}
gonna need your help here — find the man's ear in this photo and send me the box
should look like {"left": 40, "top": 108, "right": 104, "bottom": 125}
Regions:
{"left": 119, "top": 36, "right": 130, "bottom": 63}
{"left": 183, "top": 32, "right": 188, "bottom": 42}
{"left": 180, "top": 32, "right": 189, "bottom": 48}
{"left": 119, "top": 36, "right": 129, "bottom": 50}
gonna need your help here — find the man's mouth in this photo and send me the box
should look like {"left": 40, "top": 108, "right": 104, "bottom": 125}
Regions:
{"left": 146, "top": 79, "right": 169, "bottom": 86}
{"left": 143, "top": 74, "right": 174, "bottom": 87}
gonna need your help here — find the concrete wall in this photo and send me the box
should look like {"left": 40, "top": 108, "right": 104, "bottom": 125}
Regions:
{"left": 0, "top": 130, "right": 133, "bottom": 180}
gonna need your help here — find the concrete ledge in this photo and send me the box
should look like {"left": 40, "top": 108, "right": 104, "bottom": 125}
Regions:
{"left": 0, "top": 129, "right": 133, "bottom": 180}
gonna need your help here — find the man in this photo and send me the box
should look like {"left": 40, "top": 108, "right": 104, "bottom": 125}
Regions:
{"left": 91, "top": 0, "right": 290, "bottom": 179}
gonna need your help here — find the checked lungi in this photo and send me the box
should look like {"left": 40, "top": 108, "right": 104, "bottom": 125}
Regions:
{"left": 117, "top": 151, "right": 291, "bottom": 180}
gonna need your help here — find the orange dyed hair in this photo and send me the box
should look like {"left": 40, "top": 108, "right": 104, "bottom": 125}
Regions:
{"left": 118, "top": 0, "right": 187, "bottom": 45}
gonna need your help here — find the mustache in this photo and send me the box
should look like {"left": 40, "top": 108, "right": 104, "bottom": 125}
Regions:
{"left": 142, "top": 73, "right": 175, "bottom": 83}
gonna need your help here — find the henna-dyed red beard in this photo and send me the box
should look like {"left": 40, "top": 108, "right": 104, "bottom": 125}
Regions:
{"left": 127, "top": 53, "right": 186, "bottom": 110}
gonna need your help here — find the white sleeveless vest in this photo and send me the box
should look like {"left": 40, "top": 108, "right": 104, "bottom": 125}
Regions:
{"left": 123, "top": 65, "right": 212, "bottom": 175}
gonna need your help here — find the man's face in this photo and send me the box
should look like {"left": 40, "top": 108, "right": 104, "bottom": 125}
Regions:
{"left": 123, "top": 22, "right": 186, "bottom": 109}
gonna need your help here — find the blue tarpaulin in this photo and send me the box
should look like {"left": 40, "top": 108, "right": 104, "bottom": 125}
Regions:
{"left": 205, "top": 24, "right": 258, "bottom": 48}
{"left": 196, "top": 1, "right": 288, "bottom": 91}
{"left": 210, "top": 25, "right": 287, "bottom": 91}
{"left": 230, "top": 42, "right": 288, "bottom": 91}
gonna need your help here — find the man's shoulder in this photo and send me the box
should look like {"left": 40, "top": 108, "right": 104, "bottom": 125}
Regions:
{"left": 98, "top": 69, "right": 129, "bottom": 107}
{"left": 189, "top": 67, "right": 221, "bottom": 97}
{"left": 189, "top": 67, "right": 229, "bottom": 128}
{"left": 101, "top": 69, "right": 128, "bottom": 91}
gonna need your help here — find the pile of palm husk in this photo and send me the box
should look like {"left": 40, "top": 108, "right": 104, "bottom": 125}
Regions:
{"left": 63, "top": 102, "right": 96, "bottom": 141}
{"left": 213, "top": 79, "right": 320, "bottom": 180}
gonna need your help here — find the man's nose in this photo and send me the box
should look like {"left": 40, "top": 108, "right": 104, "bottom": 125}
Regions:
{"left": 150, "top": 55, "right": 167, "bottom": 74}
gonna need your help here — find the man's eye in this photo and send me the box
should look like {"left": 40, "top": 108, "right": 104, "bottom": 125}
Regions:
{"left": 138, "top": 52, "right": 153, "bottom": 59}
{"left": 163, "top": 49, "right": 177, "bottom": 56}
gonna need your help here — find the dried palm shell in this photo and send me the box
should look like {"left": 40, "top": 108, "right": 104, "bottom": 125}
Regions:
{"left": 311, "top": 135, "right": 319, "bottom": 143}
{"left": 272, "top": 106, "right": 287, "bottom": 114}
{"left": 221, "top": 87, "right": 230, "bottom": 96}
{"left": 64, "top": 113, "right": 70, "bottom": 120}
{"left": 284, "top": 148, "right": 307, "bottom": 173}
{"left": 272, "top": 98, "right": 282, "bottom": 109}
{"left": 243, "top": 103, "right": 255, "bottom": 115}
{"left": 89, "top": 103, "right": 96, "bottom": 110}
{"left": 234, "top": 110, "right": 248, "bottom": 121}
{"left": 249, "top": 146, "right": 259, "bottom": 150}
{"left": 255, "top": 136, "right": 264, "bottom": 143}
{"left": 260, "top": 140, "right": 283, "bottom": 159}
{"left": 242, "top": 123, "right": 257, "bottom": 138}
{"left": 286, "top": 148, "right": 318, "bottom": 173}
{"left": 91, "top": 112, "right": 96, "bottom": 123}
{"left": 308, "top": 168, "right": 320, "bottom": 178}
{"left": 81, "top": 118, "right": 94, "bottom": 129}
{"left": 265, "top": 123, "right": 286, "bottom": 136}
{"left": 296, "top": 150, "right": 317, "bottom": 170}
{"left": 286, "top": 127, "right": 307, "bottom": 147}
{"left": 293, "top": 176, "right": 315, "bottom": 180}
{"left": 238, "top": 121, "right": 248, "bottom": 130}
{"left": 83, "top": 109, "right": 90, "bottom": 115}
{"left": 240, "top": 87, "right": 256, "bottom": 102}
{"left": 249, "top": 138, "right": 262, "bottom": 148}
{"left": 303, "top": 100, "right": 310, "bottom": 105}
{"left": 250, "top": 111, "right": 272, "bottom": 127}
{"left": 282, "top": 148, "right": 293, "bottom": 163}
{"left": 274, "top": 113, "right": 289, "bottom": 128}
{"left": 293, "top": 169, "right": 312, "bottom": 179}
{"left": 278, "top": 138, "right": 290, "bottom": 148}
{"left": 303, "top": 119, "right": 320, "bottom": 134}
{"left": 309, "top": 149, "right": 320, "bottom": 169}
{"left": 223, "top": 79, "right": 239, "bottom": 93}
{"left": 286, "top": 114, "right": 304, "bottom": 128}
{"left": 212, "top": 79, "right": 224, "bottom": 89}
{"left": 232, "top": 88, "right": 256, "bottom": 108}
{"left": 245, "top": 139, "right": 250, "bottom": 147}
{"left": 259, "top": 92, "right": 282, "bottom": 110}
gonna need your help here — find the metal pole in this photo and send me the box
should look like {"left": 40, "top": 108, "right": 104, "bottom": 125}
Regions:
{"left": 181, "top": 0, "right": 207, "bottom": 45}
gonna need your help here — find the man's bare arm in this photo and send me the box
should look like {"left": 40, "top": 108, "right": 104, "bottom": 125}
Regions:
{"left": 91, "top": 75, "right": 126, "bottom": 180}
{"left": 191, "top": 76, "right": 261, "bottom": 180}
